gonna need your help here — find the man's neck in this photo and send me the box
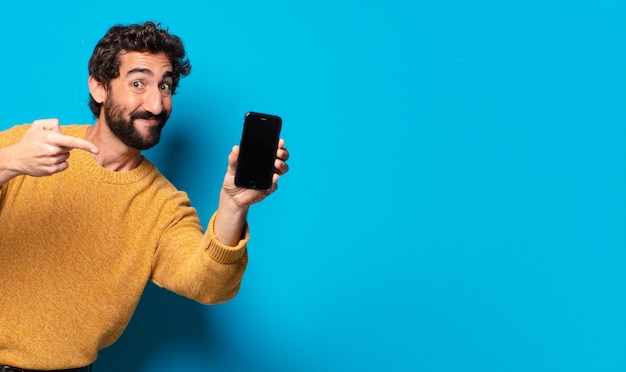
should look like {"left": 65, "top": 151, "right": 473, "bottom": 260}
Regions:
{"left": 85, "top": 121, "right": 143, "bottom": 172}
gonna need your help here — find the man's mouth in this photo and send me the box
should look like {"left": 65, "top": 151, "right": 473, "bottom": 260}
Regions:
{"left": 131, "top": 111, "right": 166, "bottom": 126}
{"left": 135, "top": 117, "right": 160, "bottom": 125}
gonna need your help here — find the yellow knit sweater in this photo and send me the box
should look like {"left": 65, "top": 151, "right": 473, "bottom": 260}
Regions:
{"left": 0, "top": 125, "right": 249, "bottom": 369}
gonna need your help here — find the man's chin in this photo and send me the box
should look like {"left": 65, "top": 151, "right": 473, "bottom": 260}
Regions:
{"left": 131, "top": 141, "right": 159, "bottom": 151}
{"left": 119, "top": 130, "right": 161, "bottom": 151}
{"left": 135, "top": 133, "right": 161, "bottom": 150}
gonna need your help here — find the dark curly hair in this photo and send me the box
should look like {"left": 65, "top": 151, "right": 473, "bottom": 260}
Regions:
{"left": 87, "top": 21, "right": 192, "bottom": 117}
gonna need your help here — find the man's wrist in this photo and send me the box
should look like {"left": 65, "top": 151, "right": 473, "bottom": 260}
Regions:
{"left": 0, "top": 146, "right": 20, "bottom": 185}
{"left": 213, "top": 190, "right": 249, "bottom": 246}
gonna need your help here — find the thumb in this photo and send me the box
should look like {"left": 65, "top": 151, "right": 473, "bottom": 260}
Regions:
{"left": 228, "top": 145, "right": 240, "bottom": 174}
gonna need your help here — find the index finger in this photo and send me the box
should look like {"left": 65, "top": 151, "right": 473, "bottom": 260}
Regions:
{"left": 48, "top": 132, "right": 99, "bottom": 154}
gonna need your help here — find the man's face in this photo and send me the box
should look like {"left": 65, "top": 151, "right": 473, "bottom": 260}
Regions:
{"left": 103, "top": 51, "right": 174, "bottom": 150}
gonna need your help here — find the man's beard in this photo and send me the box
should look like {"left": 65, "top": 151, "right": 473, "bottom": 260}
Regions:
{"left": 103, "top": 98, "right": 169, "bottom": 151}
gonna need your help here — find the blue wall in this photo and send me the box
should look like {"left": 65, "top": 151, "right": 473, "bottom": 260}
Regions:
{"left": 3, "top": 1, "right": 626, "bottom": 371}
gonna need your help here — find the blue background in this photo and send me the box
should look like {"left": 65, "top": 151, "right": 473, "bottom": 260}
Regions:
{"left": 2, "top": 0, "right": 625, "bottom": 371}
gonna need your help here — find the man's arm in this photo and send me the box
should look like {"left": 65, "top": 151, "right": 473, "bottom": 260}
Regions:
{"left": 0, "top": 119, "right": 98, "bottom": 185}
{"left": 151, "top": 141, "right": 288, "bottom": 304}
{"left": 213, "top": 139, "right": 290, "bottom": 246}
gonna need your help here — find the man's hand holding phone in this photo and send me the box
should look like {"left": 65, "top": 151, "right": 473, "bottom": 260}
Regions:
{"left": 224, "top": 137, "right": 289, "bottom": 206}
{"left": 213, "top": 112, "right": 289, "bottom": 246}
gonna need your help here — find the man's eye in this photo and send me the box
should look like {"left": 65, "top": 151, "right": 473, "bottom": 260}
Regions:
{"left": 131, "top": 81, "right": 145, "bottom": 89}
{"left": 160, "top": 83, "right": 172, "bottom": 93}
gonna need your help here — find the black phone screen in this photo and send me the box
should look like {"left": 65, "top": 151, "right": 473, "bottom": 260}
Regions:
{"left": 234, "top": 112, "right": 282, "bottom": 191}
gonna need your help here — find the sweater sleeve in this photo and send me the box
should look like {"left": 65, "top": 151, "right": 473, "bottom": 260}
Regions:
{"left": 150, "top": 210, "right": 249, "bottom": 305}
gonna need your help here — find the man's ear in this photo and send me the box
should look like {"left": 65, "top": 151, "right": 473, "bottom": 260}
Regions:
{"left": 88, "top": 76, "right": 106, "bottom": 104}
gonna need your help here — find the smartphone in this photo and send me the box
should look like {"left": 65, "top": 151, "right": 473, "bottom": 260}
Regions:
{"left": 235, "top": 112, "right": 282, "bottom": 191}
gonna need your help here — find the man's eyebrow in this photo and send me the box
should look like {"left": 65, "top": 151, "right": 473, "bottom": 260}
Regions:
{"left": 126, "top": 68, "right": 174, "bottom": 80}
{"left": 126, "top": 67, "right": 153, "bottom": 77}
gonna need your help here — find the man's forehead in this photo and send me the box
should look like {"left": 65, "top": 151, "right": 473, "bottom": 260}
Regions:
{"left": 119, "top": 51, "right": 173, "bottom": 74}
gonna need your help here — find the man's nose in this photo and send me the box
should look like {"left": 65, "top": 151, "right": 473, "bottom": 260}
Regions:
{"left": 144, "top": 87, "right": 164, "bottom": 115}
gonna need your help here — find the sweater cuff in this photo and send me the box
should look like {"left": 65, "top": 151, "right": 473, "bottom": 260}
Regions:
{"left": 205, "top": 211, "right": 249, "bottom": 264}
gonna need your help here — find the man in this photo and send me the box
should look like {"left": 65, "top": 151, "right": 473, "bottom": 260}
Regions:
{"left": 0, "top": 21, "right": 289, "bottom": 371}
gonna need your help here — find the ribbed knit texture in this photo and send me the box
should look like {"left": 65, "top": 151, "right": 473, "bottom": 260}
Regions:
{"left": 0, "top": 125, "right": 248, "bottom": 369}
